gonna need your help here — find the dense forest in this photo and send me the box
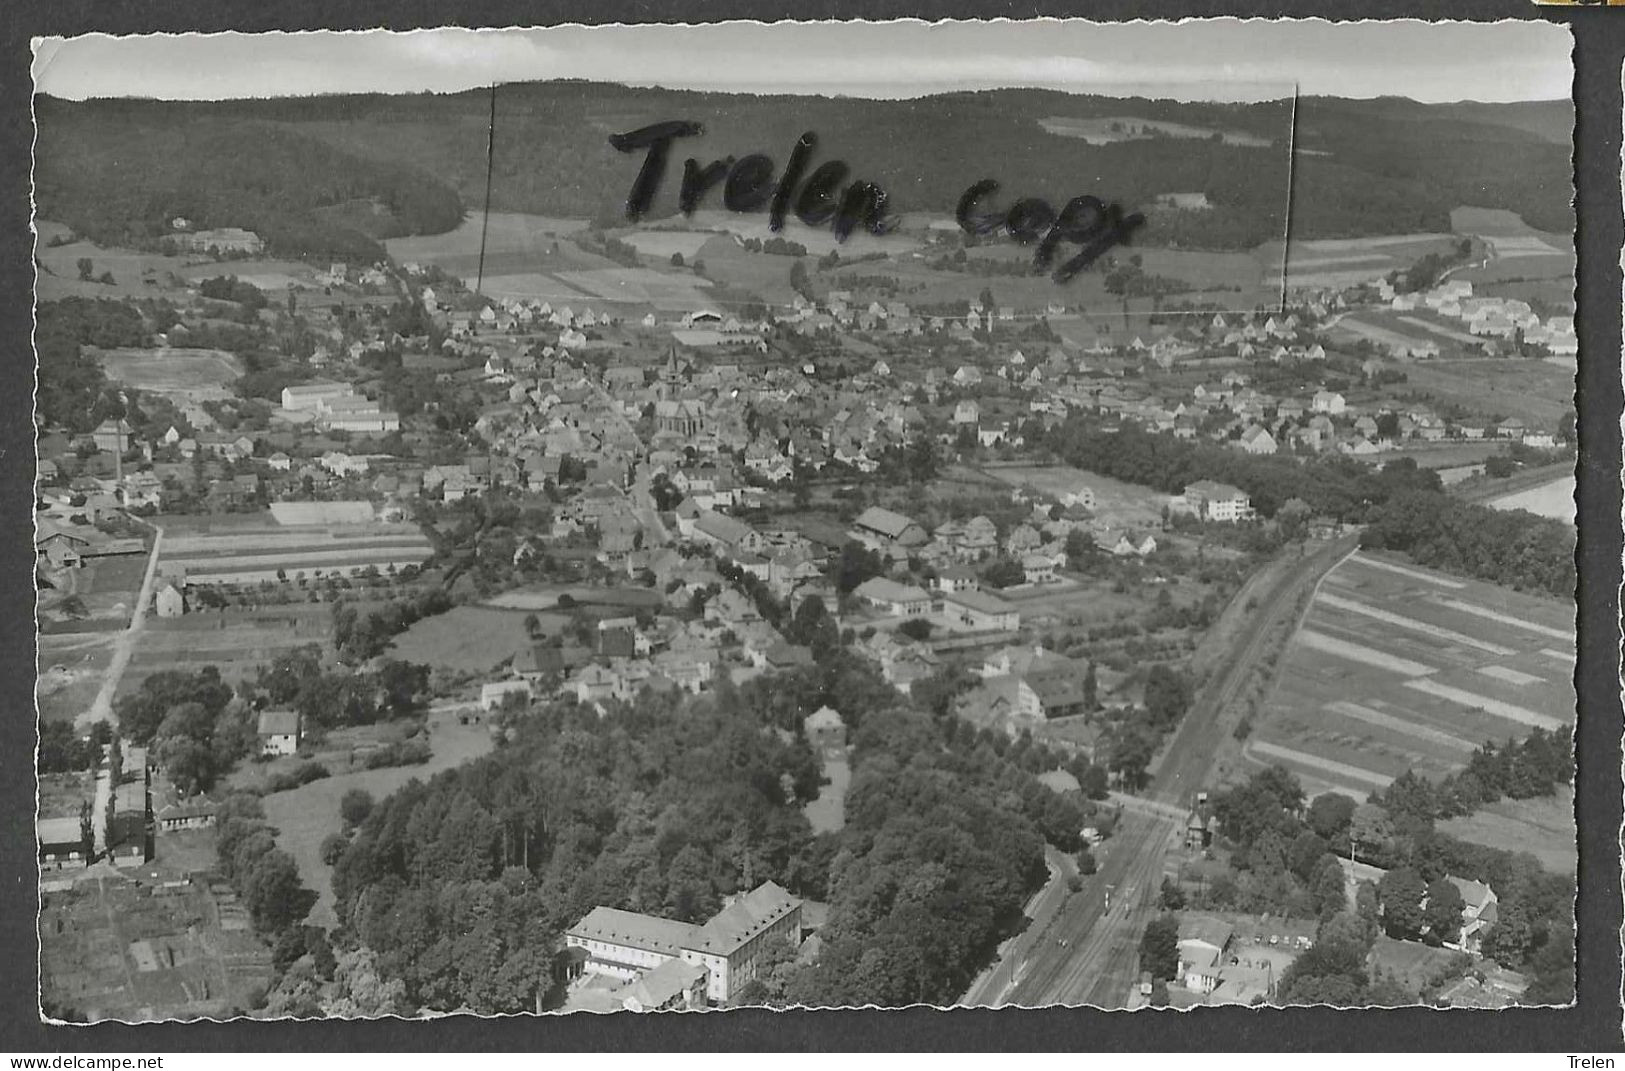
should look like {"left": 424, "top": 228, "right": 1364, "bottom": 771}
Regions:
{"left": 321, "top": 650, "right": 1088, "bottom": 1013}
{"left": 35, "top": 297, "right": 144, "bottom": 433}
{"left": 33, "top": 105, "right": 464, "bottom": 261}
{"left": 1360, "top": 491, "right": 1577, "bottom": 599}
{"left": 35, "top": 87, "right": 1570, "bottom": 258}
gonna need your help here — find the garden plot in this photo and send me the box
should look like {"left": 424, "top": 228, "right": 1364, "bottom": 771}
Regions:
{"left": 1245, "top": 552, "right": 1575, "bottom": 806}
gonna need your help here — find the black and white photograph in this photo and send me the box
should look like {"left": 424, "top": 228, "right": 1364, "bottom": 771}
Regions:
{"left": 26, "top": 18, "right": 1586, "bottom": 1023}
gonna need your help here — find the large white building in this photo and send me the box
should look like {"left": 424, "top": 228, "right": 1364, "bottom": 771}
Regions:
{"left": 281, "top": 382, "right": 354, "bottom": 411}
{"left": 564, "top": 881, "right": 803, "bottom": 1005}
{"left": 1181, "top": 480, "right": 1255, "bottom": 523}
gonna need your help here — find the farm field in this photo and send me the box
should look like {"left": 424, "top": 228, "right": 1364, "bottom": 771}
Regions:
{"left": 1437, "top": 787, "right": 1576, "bottom": 874}
{"left": 618, "top": 229, "right": 716, "bottom": 259}
{"left": 1245, "top": 550, "right": 1575, "bottom": 814}
{"left": 259, "top": 708, "right": 496, "bottom": 928}
{"left": 1396, "top": 359, "right": 1576, "bottom": 430}
{"left": 383, "top": 211, "right": 588, "bottom": 270}
{"left": 120, "top": 604, "right": 340, "bottom": 698}
{"left": 159, "top": 519, "right": 433, "bottom": 586}
{"left": 692, "top": 235, "right": 804, "bottom": 307}
{"left": 681, "top": 209, "right": 921, "bottom": 258}
{"left": 1451, "top": 205, "right": 1574, "bottom": 308}
{"left": 91, "top": 348, "right": 242, "bottom": 398}
{"left": 1346, "top": 441, "right": 1508, "bottom": 472}
{"left": 1269, "top": 233, "right": 1458, "bottom": 290}
{"left": 553, "top": 266, "right": 716, "bottom": 310}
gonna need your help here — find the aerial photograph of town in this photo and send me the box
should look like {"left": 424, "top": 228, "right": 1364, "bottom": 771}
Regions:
{"left": 29, "top": 20, "right": 1579, "bottom": 1019}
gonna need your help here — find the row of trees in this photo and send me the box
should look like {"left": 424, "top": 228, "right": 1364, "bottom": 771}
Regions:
{"left": 1038, "top": 418, "right": 1445, "bottom": 521}
{"left": 1374, "top": 729, "right": 1573, "bottom": 825}
{"left": 258, "top": 645, "right": 433, "bottom": 729}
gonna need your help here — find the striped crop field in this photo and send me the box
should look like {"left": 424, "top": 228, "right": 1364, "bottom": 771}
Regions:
{"left": 160, "top": 523, "right": 433, "bottom": 585}
{"left": 1245, "top": 551, "right": 1575, "bottom": 807}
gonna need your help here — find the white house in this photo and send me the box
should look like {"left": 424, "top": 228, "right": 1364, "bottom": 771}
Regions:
{"left": 257, "top": 710, "right": 301, "bottom": 756}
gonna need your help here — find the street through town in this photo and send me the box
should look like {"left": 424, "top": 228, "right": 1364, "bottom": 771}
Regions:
{"left": 971, "top": 534, "right": 1360, "bottom": 1007}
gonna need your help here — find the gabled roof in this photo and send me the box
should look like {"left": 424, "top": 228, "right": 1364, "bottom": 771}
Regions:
{"left": 689, "top": 881, "right": 800, "bottom": 957}
{"left": 257, "top": 710, "right": 300, "bottom": 736}
{"left": 852, "top": 505, "right": 918, "bottom": 538}
{"left": 568, "top": 906, "right": 700, "bottom": 955}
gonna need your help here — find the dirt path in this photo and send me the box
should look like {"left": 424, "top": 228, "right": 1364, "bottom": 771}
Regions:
{"left": 77, "top": 525, "right": 163, "bottom": 732}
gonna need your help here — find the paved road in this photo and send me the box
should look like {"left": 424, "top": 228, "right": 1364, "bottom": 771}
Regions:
{"left": 985, "top": 534, "right": 1359, "bottom": 1007}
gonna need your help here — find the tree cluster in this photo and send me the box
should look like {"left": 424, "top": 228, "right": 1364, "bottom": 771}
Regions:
{"left": 1360, "top": 492, "right": 1576, "bottom": 599}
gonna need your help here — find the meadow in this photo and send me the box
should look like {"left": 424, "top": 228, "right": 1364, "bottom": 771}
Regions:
{"left": 1396, "top": 359, "right": 1576, "bottom": 430}
{"left": 91, "top": 347, "right": 242, "bottom": 397}
{"left": 387, "top": 605, "right": 540, "bottom": 673}
{"left": 258, "top": 709, "right": 497, "bottom": 928}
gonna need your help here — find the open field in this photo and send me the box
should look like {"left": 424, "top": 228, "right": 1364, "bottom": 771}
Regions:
{"left": 259, "top": 708, "right": 496, "bottom": 927}
{"left": 34, "top": 220, "right": 205, "bottom": 302}
{"left": 388, "top": 605, "right": 537, "bottom": 673}
{"left": 1345, "top": 441, "right": 1509, "bottom": 473}
{"left": 681, "top": 209, "right": 921, "bottom": 258}
{"left": 980, "top": 463, "right": 1169, "bottom": 528}
{"left": 37, "top": 637, "right": 116, "bottom": 724}
{"left": 121, "top": 604, "right": 340, "bottom": 698}
{"left": 1489, "top": 475, "right": 1575, "bottom": 524}
{"left": 1244, "top": 551, "right": 1575, "bottom": 808}
{"left": 383, "top": 211, "right": 588, "bottom": 269}
{"left": 1438, "top": 787, "right": 1576, "bottom": 874}
{"left": 1450, "top": 206, "right": 1564, "bottom": 242}
{"left": 91, "top": 348, "right": 242, "bottom": 398}
{"left": 618, "top": 230, "right": 716, "bottom": 259}
{"left": 1369, "top": 936, "right": 1467, "bottom": 994}
{"left": 691, "top": 235, "right": 804, "bottom": 307}
{"left": 1395, "top": 359, "right": 1575, "bottom": 430}
{"left": 553, "top": 267, "right": 715, "bottom": 310}
{"left": 805, "top": 752, "right": 850, "bottom": 835}
{"left": 1038, "top": 115, "right": 1275, "bottom": 147}
{"left": 1271, "top": 233, "right": 1458, "bottom": 290}
{"left": 40, "top": 551, "right": 150, "bottom": 633}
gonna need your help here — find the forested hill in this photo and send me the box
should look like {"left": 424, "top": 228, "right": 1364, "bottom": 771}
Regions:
{"left": 31, "top": 101, "right": 466, "bottom": 263}
{"left": 34, "top": 85, "right": 1571, "bottom": 258}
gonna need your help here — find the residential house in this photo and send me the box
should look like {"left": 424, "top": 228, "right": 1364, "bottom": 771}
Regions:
{"left": 1181, "top": 481, "right": 1254, "bottom": 523}
{"left": 849, "top": 506, "right": 928, "bottom": 550}
{"left": 257, "top": 710, "right": 301, "bottom": 756}
{"left": 803, "top": 706, "right": 847, "bottom": 751}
